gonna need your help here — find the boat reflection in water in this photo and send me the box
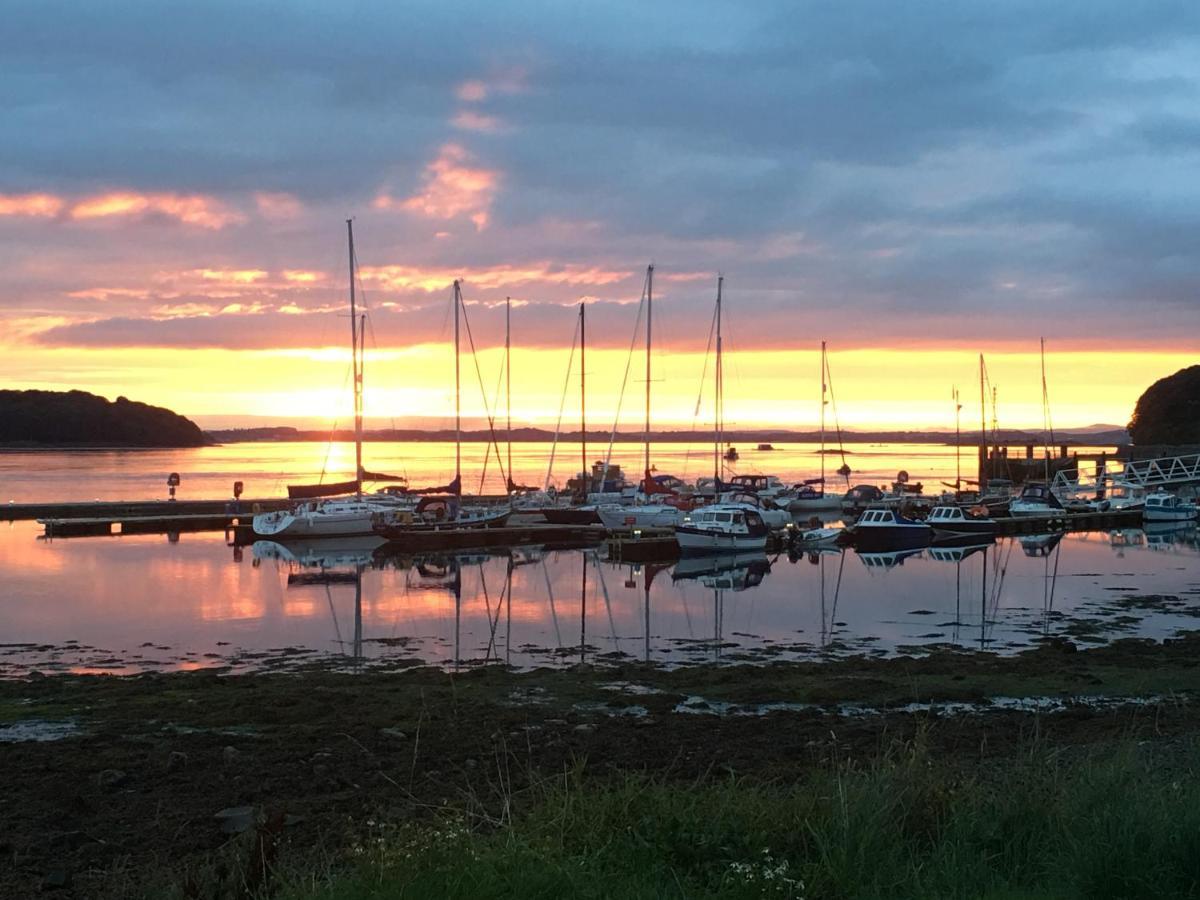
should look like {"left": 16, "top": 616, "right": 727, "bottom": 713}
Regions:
{"left": 671, "top": 552, "right": 771, "bottom": 660}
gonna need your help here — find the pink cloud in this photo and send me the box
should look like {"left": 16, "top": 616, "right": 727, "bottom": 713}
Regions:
{"left": 0, "top": 192, "right": 65, "bottom": 217}
{"left": 451, "top": 110, "right": 506, "bottom": 133}
{"left": 69, "top": 191, "right": 244, "bottom": 229}
{"left": 375, "top": 143, "right": 499, "bottom": 231}
{"left": 358, "top": 262, "right": 631, "bottom": 293}
{"left": 254, "top": 191, "right": 304, "bottom": 221}
{"left": 456, "top": 80, "right": 489, "bottom": 102}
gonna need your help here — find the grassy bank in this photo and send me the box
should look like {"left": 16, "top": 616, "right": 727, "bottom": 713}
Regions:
{"left": 4, "top": 637, "right": 1200, "bottom": 897}
{"left": 280, "top": 740, "right": 1200, "bottom": 899}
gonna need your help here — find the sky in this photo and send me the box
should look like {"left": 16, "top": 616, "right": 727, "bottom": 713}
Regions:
{"left": 2, "top": 0, "right": 1198, "bottom": 431}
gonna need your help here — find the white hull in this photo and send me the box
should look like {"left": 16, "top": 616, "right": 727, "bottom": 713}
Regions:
{"left": 1008, "top": 500, "right": 1061, "bottom": 517}
{"left": 597, "top": 504, "right": 684, "bottom": 530}
{"left": 1144, "top": 507, "right": 1198, "bottom": 523}
{"left": 253, "top": 504, "right": 384, "bottom": 538}
{"left": 788, "top": 496, "right": 842, "bottom": 512}
{"left": 676, "top": 529, "right": 767, "bottom": 552}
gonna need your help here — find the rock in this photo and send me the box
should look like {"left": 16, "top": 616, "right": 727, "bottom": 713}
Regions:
{"left": 167, "top": 751, "right": 188, "bottom": 772}
{"left": 573, "top": 723, "right": 596, "bottom": 734}
{"left": 379, "top": 727, "right": 407, "bottom": 741}
{"left": 545, "top": 718, "right": 568, "bottom": 726}
{"left": 213, "top": 805, "right": 257, "bottom": 835}
{"left": 464, "top": 758, "right": 478, "bottom": 769}
{"left": 633, "top": 717, "right": 656, "bottom": 728}
{"left": 312, "top": 763, "right": 330, "bottom": 779}
{"left": 222, "top": 745, "right": 240, "bottom": 766}
{"left": 41, "top": 868, "right": 70, "bottom": 890}
{"left": 96, "top": 769, "right": 129, "bottom": 789}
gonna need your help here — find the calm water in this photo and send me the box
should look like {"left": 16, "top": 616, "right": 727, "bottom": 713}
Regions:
{"left": 2, "top": 439, "right": 1021, "bottom": 504}
{"left": 1, "top": 442, "right": 1195, "bottom": 676}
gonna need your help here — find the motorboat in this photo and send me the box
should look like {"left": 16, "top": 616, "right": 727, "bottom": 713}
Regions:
{"left": 791, "top": 525, "right": 842, "bottom": 548}
{"left": 725, "top": 474, "right": 792, "bottom": 501}
{"left": 675, "top": 503, "right": 772, "bottom": 553}
{"left": 723, "top": 445, "right": 740, "bottom": 462}
{"left": 718, "top": 490, "right": 790, "bottom": 528}
{"left": 373, "top": 495, "right": 512, "bottom": 539}
{"left": 841, "top": 484, "right": 886, "bottom": 515}
{"left": 846, "top": 507, "right": 932, "bottom": 550}
{"left": 926, "top": 505, "right": 998, "bottom": 538}
{"left": 1008, "top": 482, "right": 1066, "bottom": 517}
{"left": 1143, "top": 492, "right": 1199, "bottom": 523}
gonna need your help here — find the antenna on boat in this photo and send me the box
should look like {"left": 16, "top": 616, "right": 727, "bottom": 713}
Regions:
{"left": 347, "top": 219, "right": 363, "bottom": 500}
{"left": 953, "top": 386, "right": 962, "bottom": 491}
{"left": 979, "top": 353, "right": 988, "bottom": 495}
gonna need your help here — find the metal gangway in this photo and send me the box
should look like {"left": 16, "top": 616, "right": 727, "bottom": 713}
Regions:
{"left": 1052, "top": 452, "right": 1200, "bottom": 497}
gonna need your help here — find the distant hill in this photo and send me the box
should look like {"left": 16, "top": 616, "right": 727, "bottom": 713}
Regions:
{"left": 0, "top": 390, "right": 206, "bottom": 448}
{"left": 1129, "top": 366, "right": 1200, "bottom": 445}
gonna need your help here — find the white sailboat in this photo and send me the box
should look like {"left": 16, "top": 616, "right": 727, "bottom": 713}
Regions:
{"left": 254, "top": 221, "right": 406, "bottom": 539}
{"left": 789, "top": 341, "right": 844, "bottom": 512}
{"left": 597, "top": 265, "right": 687, "bottom": 530}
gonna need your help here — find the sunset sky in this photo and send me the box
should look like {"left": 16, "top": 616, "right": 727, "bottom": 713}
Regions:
{"left": 3, "top": 2, "right": 1198, "bottom": 431}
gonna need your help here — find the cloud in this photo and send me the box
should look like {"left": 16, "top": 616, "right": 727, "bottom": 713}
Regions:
{"left": 0, "top": 193, "right": 65, "bottom": 217}
{"left": 374, "top": 143, "right": 499, "bottom": 231}
{"left": 69, "top": 191, "right": 243, "bottom": 228}
{"left": 253, "top": 191, "right": 304, "bottom": 220}
{"left": 359, "top": 262, "right": 631, "bottom": 293}
{"left": 451, "top": 110, "right": 506, "bottom": 133}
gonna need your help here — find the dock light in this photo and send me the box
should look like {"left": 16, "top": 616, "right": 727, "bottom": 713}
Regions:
{"left": 633, "top": 528, "right": 642, "bottom": 539}
{"left": 167, "top": 472, "right": 181, "bottom": 502}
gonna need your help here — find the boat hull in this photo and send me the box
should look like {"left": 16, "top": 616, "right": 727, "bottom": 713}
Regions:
{"left": 374, "top": 509, "right": 512, "bottom": 539}
{"left": 597, "top": 504, "right": 684, "bottom": 530}
{"left": 540, "top": 506, "right": 601, "bottom": 525}
{"left": 788, "top": 496, "right": 842, "bottom": 512}
{"left": 252, "top": 508, "right": 381, "bottom": 538}
{"left": 1144, "top": 508, "right": 1198, "bottom": 523}
{"left": 850, "top": 525, "right": 932, "bottom": 551}
{"left": 930, "top": 520, "right": 998, "bottom": 538}
{"left": 675, "top": 526, "right": 768, "bottom": 553}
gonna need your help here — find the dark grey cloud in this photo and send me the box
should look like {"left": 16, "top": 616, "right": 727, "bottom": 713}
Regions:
{"left": 3, "top": 0, "right": 1200, "bottom": 352}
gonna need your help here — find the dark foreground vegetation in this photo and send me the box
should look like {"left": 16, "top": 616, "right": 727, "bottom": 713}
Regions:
{"left": 0, "top": 389, "right": 205, "bottom": 447}
{"left": 2, "top": 635, "right": 1199, "bottom": 898}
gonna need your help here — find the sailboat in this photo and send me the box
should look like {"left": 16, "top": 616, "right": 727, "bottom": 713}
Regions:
{"left": 374, "top": 280, "right": 512, "bottom": 539}
{"left": 253, "top": 221, "right": 408, "bottom": 539}
{"left": 789, "top": 341, "right": 844, "bottom": 512}
{"left": 597, "top": 265, "right": 689, "bottom": 530}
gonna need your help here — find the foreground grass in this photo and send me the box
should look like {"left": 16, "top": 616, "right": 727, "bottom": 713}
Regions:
{"left": 277, "top": 739, "right": 1200, "bottom": 900}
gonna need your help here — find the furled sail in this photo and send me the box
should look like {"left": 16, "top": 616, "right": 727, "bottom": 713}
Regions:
{"left": 287, "top": 479, "right": 360, "bottom": 500}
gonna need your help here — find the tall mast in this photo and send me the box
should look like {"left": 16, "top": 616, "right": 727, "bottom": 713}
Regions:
{"left": 1040, "top": 337, "right": 1051, "bottom": 482}
{"left": 347, "top": 219, "right": 362, "bottom": 500}
{"left": 820, "top": 341, "right": 827, "bottom": 489}
{"left": 580, "top": 301, "right": 586, "bottom": 494}
{"left": 954, "top": 386, "right": 962, "bottom": 491}
{"left": 505, "top": 297, "right": 512, "bottom": 492}
{"left": 714, "top": 276, "right": 723, "bottom": 486}
{"left": 644, "top": 264, "right": 654, "bottom": 485}
{"left": 453, "top": 280, "right": 462, "bottom": 493}
{"left": 979, "top": 353, "right": 988, "bottom": 494}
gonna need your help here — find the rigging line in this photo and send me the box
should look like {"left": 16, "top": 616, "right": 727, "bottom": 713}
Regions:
{"left": 591, "top": 553, "right": 621, "bottom": 654}
{"left": 544, "top": 314, "right": 580, "bottom": 492}
{"left": 457, "top": 289, "right": 510, "bottom": 492}
{"left": 317, "top": 359, "right": 356, "bottom": 485}
{"left": 479, "top": 342, "right": 508, "bottom": 495}
{"left": 601, "top": 275, "right": 649, "bottom": 486}
{"left": 541, "top": 559, "right": 563, "bottom": 648}
{"left": 823, "top": 351, "right": 850, "bottom": 480}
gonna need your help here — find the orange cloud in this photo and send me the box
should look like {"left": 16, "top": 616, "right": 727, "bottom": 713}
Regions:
{"left": 194, "top": 268, "right": 268, "bottom": 284}
{"left": 70, "top": 192, "right": 243, "bottom": 229}
{"left": 282, "top": 269, "right": 326, "bottom": 283}
{"left": 254, "top": 191, "right": 304, "bottom": 220}
{"left": 0, "top": 192, "right": 64, "bottom": 217}
{"left": 358, "top": 262, "right": 630, "bottom": 293}
{"left": 376, "top": 143, "right": 498, "bottom": 231}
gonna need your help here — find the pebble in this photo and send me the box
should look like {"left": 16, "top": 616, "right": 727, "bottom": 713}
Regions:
{"left": 222, "top": 745, "right": 240, "bottom": 766}
{"left": 167, "top": 750, "right": 188, "bottom": 772}
{"left": 573, "top": 723, "right": 596, "bottom": 734}
{"left": 379, "top": 727, "right": 407, "bottom": 741}
{"left": 41, "top": 868, "right": 70, "bottom": 890}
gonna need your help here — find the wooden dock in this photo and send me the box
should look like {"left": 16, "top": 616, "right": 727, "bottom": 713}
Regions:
{"left": 10, "top": 498, "right": 291, "bottom": 522}
{"left": 228, "top": 522, "right": 607, "bottom": 552}
{"left": 41, "top": 513, "right": 251, "bottom": 538}
{"left": 991, "top": 508, "right": 1142, "bottom": 535}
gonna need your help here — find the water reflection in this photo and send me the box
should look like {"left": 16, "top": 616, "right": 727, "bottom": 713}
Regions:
{"left": 1, "top": 520, "right": 1198, "bottom": 676}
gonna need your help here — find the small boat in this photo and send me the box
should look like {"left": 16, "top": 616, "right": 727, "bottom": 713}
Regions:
{"left": 756, "top": 443, "right": 775, "bottom": 451}
{"left": 1008, "top": 482, "right": 1066, "bottom": 517}
{"left": 792, "top": 525, "right": 842, "bottom": 548}
{"left": 1143, "top": 492, "right": 1199, "bottom": 523}
{"left": 926, "top": 505, "right": 997, "bottom": 537}
{"left": 725, "top": 474, "right": 791, "bottom": 501}
{"left": 720, "top": 490, "right": 790, "bottom": 528}
{"left": 846, "top": 507, "right": 932, "bottom": 550}
{"left": 596, "top": 502, "right": 685, "bottom": 530}
{"left": 841, "top": 484, "right": 886, "bottom": 515}
{"left": 723, "top": 445, "right": 739, "bottom": 462}
{"left": 676, "top": 503, "right": 772, "bottom": 553}
{"left": 374, "top": 495, "right": 511, "bottom": 538}
{"left": 788, "top": 478, "right": 842, "bottom": 512}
